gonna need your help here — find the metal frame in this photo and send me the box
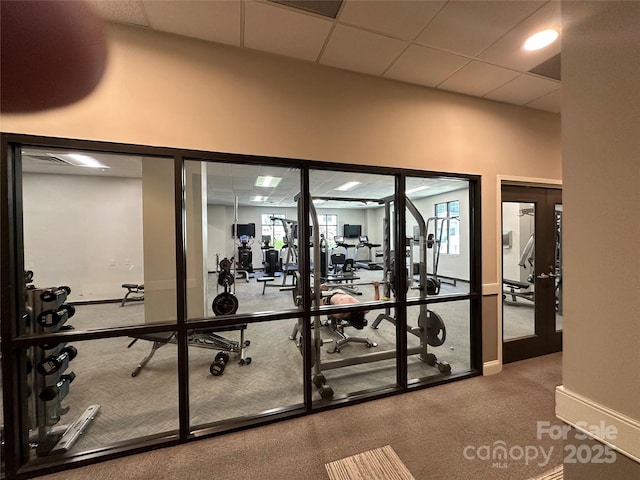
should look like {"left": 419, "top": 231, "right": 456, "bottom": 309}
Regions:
{"left": 1, "top": 133, "right": 483, "bottom": 479}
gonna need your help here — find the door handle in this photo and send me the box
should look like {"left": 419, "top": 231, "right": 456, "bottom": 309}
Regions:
{"left": 537, "top": 267, "right": 557, "bottom": 279}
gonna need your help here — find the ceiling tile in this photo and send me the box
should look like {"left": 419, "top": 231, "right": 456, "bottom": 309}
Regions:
{"left": 384, "top": 44, "right": 469, "bottom": 88}
{"left": 414, "top": 0, "right": 545, "bottom": 56}
{"left": 338, "top": 0, "right": 445, "bottom": 40}
{"left": 245, "top": 1, "right": 333, "bottom": 61}
{"left": 438, "top": 61, "right": 521, "bottom": 97}
{"left": 88, "top": 0, "right": 148, "bottom": 26}
{"left": 478, "top": 1, "right": 561, "bottom": 72}
{"left": 320, "top": 25, "right": 408, "bottom": 76}
{"left": 485, "top": 74, "right": 559, "bottom": 105}
{"left": 143, "top": 0, "right": 241, "bottom": 46}
{"left": 525, "top": 88, "right": 561, "bottom": 113}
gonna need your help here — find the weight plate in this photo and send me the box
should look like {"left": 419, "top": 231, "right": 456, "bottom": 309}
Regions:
{"left": 212, "top": 292, "right": 239, "bottom": 316}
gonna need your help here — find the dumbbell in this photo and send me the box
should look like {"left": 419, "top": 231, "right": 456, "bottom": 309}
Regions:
{"left": 36, "top": 304, "right": 75, "bottom": 328}
{"left": 209, "top": 351, "right": 230, "bottom": 376}
{"left": 36, "top": 346, "right": 78, "bottom": 376}
{"left": 39, "top": 372, "right": 76, "bottom": 402}
{"left": 40, "top": 286, "right": 71, "bottom": 303}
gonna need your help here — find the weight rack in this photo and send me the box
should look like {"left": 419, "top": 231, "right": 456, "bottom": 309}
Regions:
{"left": 24, "top": 277, "right": 100, "bottom": 457}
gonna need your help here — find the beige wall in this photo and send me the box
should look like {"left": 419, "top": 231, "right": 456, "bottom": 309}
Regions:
{"left": 0, "top": 23, "right": 562, "bottom": 362}
{"left": 559, "top": 0, "right": 640, "bottom": 465}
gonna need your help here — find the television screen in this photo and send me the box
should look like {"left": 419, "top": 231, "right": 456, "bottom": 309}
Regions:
{"left": 232, "top": 223, "right": 256, "bottom": 238}
{"left": 344, "top": 224, "right": 361, "bottom": 238}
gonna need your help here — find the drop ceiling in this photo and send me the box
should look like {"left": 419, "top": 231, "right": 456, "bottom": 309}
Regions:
{"left": 20, "top": 147, "right": 468, "bottom": 208}
{"left": 89, "top": 0, "right": 562, "bottom": 113}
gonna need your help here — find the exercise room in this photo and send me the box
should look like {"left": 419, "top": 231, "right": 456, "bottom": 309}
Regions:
{"left": 13, "top": 144, "right": 480, "bottom": 463}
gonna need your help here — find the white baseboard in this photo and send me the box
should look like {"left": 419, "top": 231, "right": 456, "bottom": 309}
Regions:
{"left": 483, "top": 359, "right": 502, "bottom": 376}
{"left": 556, "top": 385, "right": 640, "bottom": 463}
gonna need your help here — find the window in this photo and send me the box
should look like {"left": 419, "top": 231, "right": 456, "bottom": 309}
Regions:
{"left": 261, "top": 213, "right": 286, "bottom": 249}
{"left": 317, "top": 214, "right": 338, "bottom": 245}
{"left": 435, "top": 200, "right": 460, "bottom": 254}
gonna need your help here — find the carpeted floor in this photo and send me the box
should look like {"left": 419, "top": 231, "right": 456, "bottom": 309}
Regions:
{"left": 37, "top": 352, "right": 567, "bottom": 480}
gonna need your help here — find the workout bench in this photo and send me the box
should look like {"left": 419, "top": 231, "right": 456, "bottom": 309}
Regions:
{"left": 127, "top": 324, "right": 251, "bottom": 377}
{"left": 257, "top": 276, "right": 275, "bottom": 294}
{"left": 121, "top": 283, "right": 144, "bottom": 307}
{"left": 503, "top": 279, "right": 534, "bottom": 304}
{"left": 324, "top": 315, "right": 377, "bottom": 354}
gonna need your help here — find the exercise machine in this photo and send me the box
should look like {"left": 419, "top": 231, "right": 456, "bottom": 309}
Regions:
{"left": 261, "top": 235, "right": 280, "bottom": 275}
{"left": 354, "top": 235, "right": 383, "bottom": 270}
{"left": 371, "top": 196, "right": 452, "bottom": 372}
{"left": 291, "top": 195, "right": 450, "bottom": 401}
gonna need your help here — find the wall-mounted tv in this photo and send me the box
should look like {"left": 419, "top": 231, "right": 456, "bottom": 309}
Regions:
{"left": 231, "top": 223, "right": 256, "bottom": 238}
{"left": 344, "top": 224, "right": 362, "bottom": 238}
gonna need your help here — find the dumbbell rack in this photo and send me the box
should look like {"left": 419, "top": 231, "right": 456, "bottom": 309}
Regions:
{"left": 24, "top": 282, "right": 100, "bottom": 457}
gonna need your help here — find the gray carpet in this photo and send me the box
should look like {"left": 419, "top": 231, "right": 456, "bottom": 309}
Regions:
{"left": 38, "top": 353, "right": 565, "bottom": 480}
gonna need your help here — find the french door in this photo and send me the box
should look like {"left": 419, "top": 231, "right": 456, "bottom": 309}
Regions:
{"left": 502, "top": 185, "right": 562, "bottom": 363}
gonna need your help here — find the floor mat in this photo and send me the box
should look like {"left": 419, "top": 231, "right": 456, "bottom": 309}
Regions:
{"left": 530, "top": 464, "right": 563, "bottom": 480}
{"left": 325, "top": 445, "right": 416, "bottom": 480}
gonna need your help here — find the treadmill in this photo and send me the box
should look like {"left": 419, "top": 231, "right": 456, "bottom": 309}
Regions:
{"left": 354, "top": 235, "right": 383, "bottom": 270}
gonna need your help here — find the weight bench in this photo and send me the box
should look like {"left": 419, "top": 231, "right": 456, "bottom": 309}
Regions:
{"left": 127, "top": 324, "right": 251, "bottom": 377}
{"left": 256, "top": 276, "right": 275, "bottom": 294}
{"left": 324, "top": 315, "right": 377, "bottom": 354}
{"left": 121, "top": 283, "right": 144, "bottom": 307}
{"left": 503, "top": 279, "right": 534, "bottom": 304}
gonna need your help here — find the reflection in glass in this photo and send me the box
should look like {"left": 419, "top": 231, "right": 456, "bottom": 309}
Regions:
{"left": 502, "top": 202, "right": 536, "bottom": 340}
{"left": 405, "top": 177, "right": 471, "bottom": 298}
{"left": 21, "top": 335, "right": 179, "bottom": 465}
{"left": 21, "top": 147, "right": 176, "bottom": 329}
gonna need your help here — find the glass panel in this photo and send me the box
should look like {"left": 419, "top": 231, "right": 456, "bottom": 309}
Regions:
{"left": 189, "top": 318, "right": 303, "bottom": 427}
{"left": 406, "top": 299, "right": 471, "bottom": 383}
{"left": 502, "top": 202, "right": 536, "bottom": 340}
{"left": 308, "top": 305, "right": 398, "bottom": 402}
{"left": 405, "top": 177, "right": 471, "bottom": 298}
{"left": 20, "top": 332, "right": 178, "bottom": 464}
{"left": 308, "top": 169, "right": 397, "bottom": 401}
{"left": 555, "top": 204, "right": 563, "bottom": 331}
{"left": 185, "top": 161, "right": 301, "bottom": 319}
{"left": 21, "top": 147, "right": 176, "bottom": 329}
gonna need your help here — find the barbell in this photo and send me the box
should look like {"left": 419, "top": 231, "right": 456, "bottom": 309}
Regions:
{"left": 289, "top": 271, "right": 440, "bottom": 306}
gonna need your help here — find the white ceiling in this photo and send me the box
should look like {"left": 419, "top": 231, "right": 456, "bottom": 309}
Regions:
{"left": 89, "top": 0, "right": 562, "bottom": 113}
{"left": 20, "top": 147, "right": 468, "bottom": 208}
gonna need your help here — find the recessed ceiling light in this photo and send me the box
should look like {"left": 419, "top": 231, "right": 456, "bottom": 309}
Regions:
{"left": 313, "top": 199, "right": 325, "bottom": 204}
{"left": 255, "top": 176, "right": 282, "bottom": 187}
{"left": 523, "top": 29, "right": 559, "bottom": 51}
{"left": 335, "top": 181, "right": 361, "bottom": 191}
{"left": 251, "top": 196, "right": 267, "bottom": 202}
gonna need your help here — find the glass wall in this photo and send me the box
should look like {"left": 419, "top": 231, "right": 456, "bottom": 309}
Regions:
{"left": 1, "top": 136, "right": 481, "bottom": 477}
{"left": 307, "top": 169, "right": 398, "bottom": 400}
{"left": 184, "top": 160, "right": 305, "bottom": 427}
{"left": 9, "top": 146, "right": 178, "bottom": 469}
{"left": 20, "top": 147, "right": 176, "bottom": 329}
